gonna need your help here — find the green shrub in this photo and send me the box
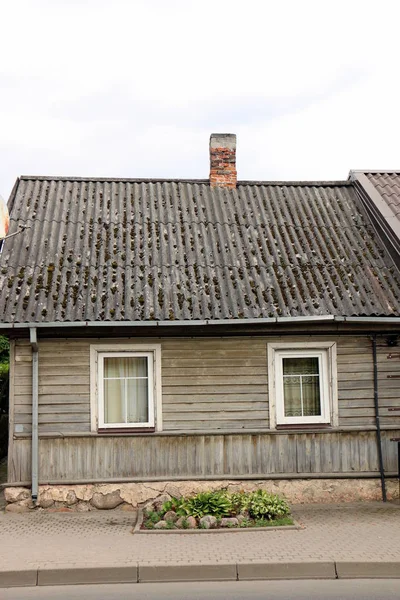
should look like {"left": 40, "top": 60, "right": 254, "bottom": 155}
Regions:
{"left": 246, "top": 490, "right": 290, "bottom": 520}
{"left": 177, "top": 491, "right": 233, "bottom": 518}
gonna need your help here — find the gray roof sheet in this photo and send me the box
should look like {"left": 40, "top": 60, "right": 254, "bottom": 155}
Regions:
{"left": 1, "top": 176, "right": 400, "bottom": 323}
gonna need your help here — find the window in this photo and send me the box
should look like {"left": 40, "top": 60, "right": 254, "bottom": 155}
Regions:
{"left": 267, "top": 342, "right": 338, "bottom": 428}
{"left": 90, "top": 344, "right": 162, "bottom": 432}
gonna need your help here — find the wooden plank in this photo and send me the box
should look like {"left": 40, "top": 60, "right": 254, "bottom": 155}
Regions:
{"left": 163, "top": 394, "right": 268, "bottom": 403}
{"left": 163, "top": 411, "right": 268, "bottom": 421}
{"left": 15, "top": 404, "right": 90, "bottom": 415}
{"left": 162, "top": 375, "right": 267, "bottom": 386}
{"left": 163, "top": 402, "right": 268, "bottom": 411}
{"left": 162, "top": 385, "right": 268, "bottom": 395}
{"left": 16, "top": 413, "right": 90, "bottom": 424}
{"left": 163, "top": 420, "right": 269, "bottom": 430}
{"left": 162, "top": 366, "right": 267, "bottom": 376}
{"left": 14, "top": 395, "right": 89, "bottom": 405}
{"left": 163, "top": 358, "right": 267, "bottom": 368}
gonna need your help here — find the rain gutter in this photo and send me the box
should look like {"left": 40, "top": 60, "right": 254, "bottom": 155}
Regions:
{"left": 2, "top": 315, "right": 400, "bottom": 329}
{"left": 29, "top": 327, "right": 39, "bottom": 503}
{"left": 372, "top": 334, "right": 387, "bottom": 501}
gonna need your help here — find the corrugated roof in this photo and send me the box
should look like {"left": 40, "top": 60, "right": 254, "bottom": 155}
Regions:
{"left": 1, "top": 176, "right": 400, "bottom": 323}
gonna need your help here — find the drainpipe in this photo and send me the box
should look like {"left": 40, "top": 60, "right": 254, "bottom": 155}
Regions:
{"left": 372, "top": 334, "right": 387, "bottom": 501}
{"left": 30, "top": 327, "right": 39, "bottom": 502}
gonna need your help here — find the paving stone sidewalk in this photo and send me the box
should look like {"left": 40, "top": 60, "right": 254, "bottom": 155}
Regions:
{"left": 0, "top": 501, "right": 399, "bottom": 581}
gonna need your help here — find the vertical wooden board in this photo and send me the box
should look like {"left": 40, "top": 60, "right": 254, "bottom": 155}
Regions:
{"left": 203, "top": 435, "right": 214, "bottom": 476}
{"left": 251, "top": 434, "right": 262, "bottom": 474}
{"left": 319, "top": 433, "right": 333, "bottom": 473}
{"left": 382, "top": 430, "right": 400, "bottom": 473}
{"left": 155, "top": 436, "right": 169, "bottom": 477}
{"left": 259, "top": 434, "right": 276, "bottom": 474}
{"left": 349, "top": 434, "right": 361, "bottom": 473}
{"left": 330, "top": 433, "right": 342, "bottom": 473}
{"left": 12, "top": 440, "right": 30, "bottom": 482}
{"left": 223, "top": 435, "right": 233, "bottom": 475}
{"left": 212, "top": 435, "right": 224, "bottom": 476}
{"left": 311, "top": 434, "right": 322, "bottom": 474}
{"left": 81, "top": 438, "right": 94, "bottom": 480}
{"left": 296, "top": 434, "right": 312, "bottom": 473}
{"left": 231, "top": 436, "right": 244, "bottom": 475}
{"left": 194, "top": 435, "right": 205, "bottom": 476}
{"left": 276, "top": 434, "right": 296, "bottom": 473}
{"left": 358, "top": 432, "right": 371, "bottom": 471}
{"left": 242, "top": 434, "right": 253, "bottom": 475}
{"left": 122, "top": 437, "right": 137, "bottom": 478}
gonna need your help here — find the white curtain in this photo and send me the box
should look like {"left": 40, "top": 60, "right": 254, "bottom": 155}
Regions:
{"left": 283, "top": 357, "right": 320, "bottom": 417}
{"left": 104, "top": 357, "right": 148, "bottom": 424}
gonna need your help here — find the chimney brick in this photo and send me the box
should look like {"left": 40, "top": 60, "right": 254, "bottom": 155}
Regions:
{"left": 209, "top": 133, "right": 237, "bottom": 188}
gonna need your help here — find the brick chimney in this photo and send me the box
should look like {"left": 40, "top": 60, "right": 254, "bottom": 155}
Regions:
{"left": 209, "top": 133, "right": 237, "bottom": 188}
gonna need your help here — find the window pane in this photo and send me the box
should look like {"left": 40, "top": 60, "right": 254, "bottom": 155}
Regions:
{"left": 127, "top": 379, "right": 149, "bottom": 423}
{"left": 103, "top": 356, "right": 150, "bottom": 425}
{"left": 283, "top": 375, "right": 302, "bottom": 416}
{"left": 283, "top": 357, "right": 319, "bottom": 375}
{"left": 282, "top": 356, "right": 321, "bottom": 418}
{"left": 302, "top": 375, "right": 321, "bottom": 416}
{"left": 104, "top": 357, "right": 148, "bottom": 378}
{"left": 104, "top": 379, "right": 124, "bottom": 423}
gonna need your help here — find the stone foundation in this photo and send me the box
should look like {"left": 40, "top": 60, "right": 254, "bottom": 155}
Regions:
{"left": 4, "top": 478, "right": 399, "bottom": 512}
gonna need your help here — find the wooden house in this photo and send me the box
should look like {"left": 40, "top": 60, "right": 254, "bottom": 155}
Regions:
{"left": 1, "top": 135, "right": 400, "bottom": 510}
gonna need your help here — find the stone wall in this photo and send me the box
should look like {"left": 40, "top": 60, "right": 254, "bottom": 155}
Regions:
{"left": 4, "top": 478, "right": 399, "bottom": 512}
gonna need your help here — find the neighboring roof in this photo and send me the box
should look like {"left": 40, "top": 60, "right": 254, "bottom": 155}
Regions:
{"left": 350, "top": 171, "right": 400, "bottom": 270}
{"left": 1, "top": 175, "right": 400, "bottom": 324}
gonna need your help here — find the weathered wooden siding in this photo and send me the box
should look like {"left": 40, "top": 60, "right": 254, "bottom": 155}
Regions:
{"left": 11, "top": 335, "right": 400, "bottom": 435}
{"left": 9, "top": 429, "right": 400, "bottom": 483}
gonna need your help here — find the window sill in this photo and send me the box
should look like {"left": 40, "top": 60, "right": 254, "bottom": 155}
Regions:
{"left": 97, "top": 427, "right": 156, "bottom": 434}
{"left": 276, "top": 424, "right": 332, "bottom": 431}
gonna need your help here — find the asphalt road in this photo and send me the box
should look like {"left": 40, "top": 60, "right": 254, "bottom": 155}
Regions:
{"left": 2, "top": 580, "right": 400, "bottom": 599}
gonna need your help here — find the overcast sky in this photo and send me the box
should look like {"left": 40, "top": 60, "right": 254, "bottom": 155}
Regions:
{"left": 1, "top": 0, "right": 400, "bottom": 201}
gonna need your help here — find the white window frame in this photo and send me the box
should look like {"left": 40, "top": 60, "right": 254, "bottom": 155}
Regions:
{"left": 267, "top": 341, "right": 338, "bottom": 429}
{"left": 90, "top": 344, "right": 162, "bottom": 432}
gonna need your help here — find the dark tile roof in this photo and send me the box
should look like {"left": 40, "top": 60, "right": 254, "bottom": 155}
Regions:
{"left": 1, "top": 176, "right": 400, "bottom": 324}
{"left": 350, "top": 171, "right": 400, "bottom": 271}
{"left": 366, "top": 172, "right": 400, "bottom": 217}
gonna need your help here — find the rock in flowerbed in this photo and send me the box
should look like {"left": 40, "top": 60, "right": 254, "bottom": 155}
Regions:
{"left": 141, "top": 489, "right": 293, "bottom": 530}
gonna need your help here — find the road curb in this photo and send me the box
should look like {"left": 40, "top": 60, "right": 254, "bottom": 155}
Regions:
{"left": 0, "top": 570, "right": 37, "bottom": 587}
{"left": 139, "top": 563, "right": 237, "bottom": 582}
{"left": 335, "top": 561, "right": 400, "bottom": 579}
{"left": 237, "top": 561, "right": 336, "bottom": 580}
{"left": 1, "top": 560, "right": 400, "bottom": 586}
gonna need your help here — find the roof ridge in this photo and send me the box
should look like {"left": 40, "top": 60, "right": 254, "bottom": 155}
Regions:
{"left": 19, "top": 175, "right": 352, "bottom": 187}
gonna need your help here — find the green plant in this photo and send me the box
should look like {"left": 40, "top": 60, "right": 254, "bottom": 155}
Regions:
{"left": 147, "top": 510, "right": 162, "bottom": 524}
{"left": 229, "top": 491, "right": 250, "bottom": 515}
{"left": 179, "top": 491, "right": 232, "bottom": 518}
{"left": 239, "top": 518, "right": 251, "bottom": 528}
{"left": 246, "top": 490, "right": 290, "bottom": 520}
{"left": 161, "top": 496, "right": 185, "bottom": 515}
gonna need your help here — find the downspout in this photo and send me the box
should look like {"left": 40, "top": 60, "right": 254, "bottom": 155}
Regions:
{"left": 30, "top": 327, "right": 39, "bottom": 502}
{"left": 372, "top": 334, "right": 387, "bottom": 501}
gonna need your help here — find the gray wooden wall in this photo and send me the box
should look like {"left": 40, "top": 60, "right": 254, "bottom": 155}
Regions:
{"left": 9, "top": 429, "right": 400, "bottom": 484}
{"left": 10, "top": 335, "right": 400, "bottom": 435}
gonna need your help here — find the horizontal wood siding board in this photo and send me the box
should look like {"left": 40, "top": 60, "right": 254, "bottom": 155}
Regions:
{"left": 163, "top": 402, "right": 269, "bottom": 411}
{"left": 163, "top": 394, "right": 269, "bottom": 403}
{"left": 11, "top": 335, "right": 400, "bottom": 435}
